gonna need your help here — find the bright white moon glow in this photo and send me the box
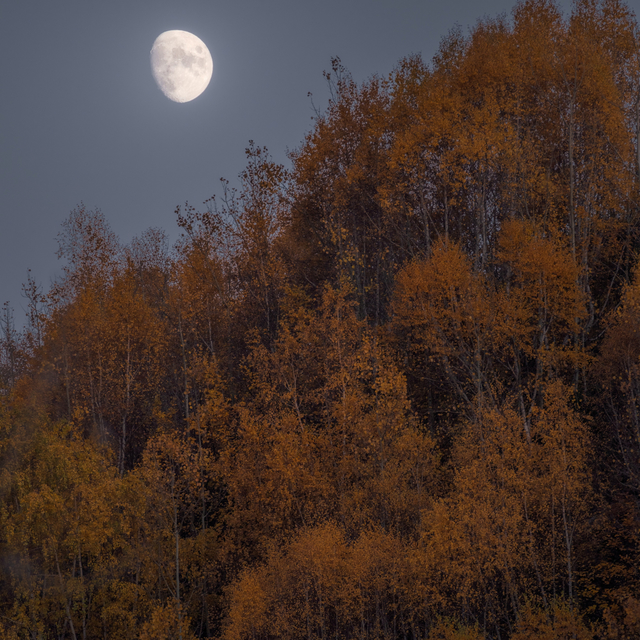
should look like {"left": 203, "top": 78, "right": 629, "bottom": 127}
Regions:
{"left": 150, "top": 30, "right": 213, "bottom": 103}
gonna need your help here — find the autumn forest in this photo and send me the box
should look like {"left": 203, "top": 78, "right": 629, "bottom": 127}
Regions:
{"left": 2, "top": 1, "right": 640, "bottom": 638}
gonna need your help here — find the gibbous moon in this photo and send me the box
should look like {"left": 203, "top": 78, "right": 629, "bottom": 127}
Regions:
{"left": 150, "top": 30, "right": 213, "bottom": 103}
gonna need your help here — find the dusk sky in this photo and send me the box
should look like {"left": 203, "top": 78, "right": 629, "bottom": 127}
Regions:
{"left": 2, "top": 0, "right": 587, "bottom": 327}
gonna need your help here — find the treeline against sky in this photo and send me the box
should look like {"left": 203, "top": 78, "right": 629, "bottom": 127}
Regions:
{"left": 2, "top": 0, "right": 640, "bottom": 638}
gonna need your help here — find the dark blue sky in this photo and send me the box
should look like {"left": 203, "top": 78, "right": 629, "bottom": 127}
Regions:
{"left": 2, "top": 0, "right": 584, "bottom": 326}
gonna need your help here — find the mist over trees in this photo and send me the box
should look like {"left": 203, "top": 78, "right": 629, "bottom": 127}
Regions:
{"left": 2, "top": 1, "right": 640, "bottom": 638}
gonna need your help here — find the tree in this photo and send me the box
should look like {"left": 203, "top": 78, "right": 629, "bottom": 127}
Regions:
{"left": 0, "top": 303, "right": 23, "bottom": 394}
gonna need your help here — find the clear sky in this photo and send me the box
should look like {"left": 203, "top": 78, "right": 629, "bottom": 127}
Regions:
{"left": 2, "top": 0, "right": 585, "bottom": 326}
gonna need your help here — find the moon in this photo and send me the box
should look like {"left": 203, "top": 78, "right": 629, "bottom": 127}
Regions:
{"left": 150, "top": 31, "right": 213, "bottom": 103}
